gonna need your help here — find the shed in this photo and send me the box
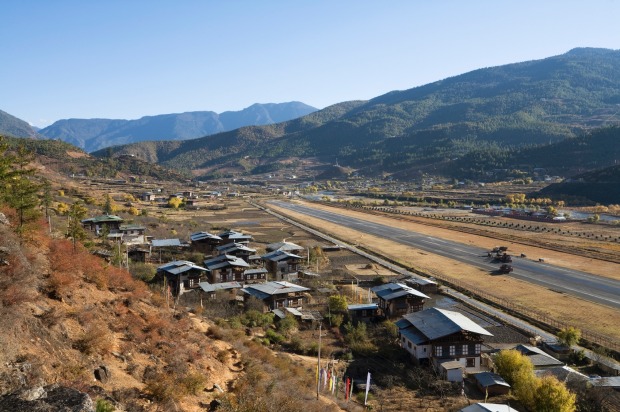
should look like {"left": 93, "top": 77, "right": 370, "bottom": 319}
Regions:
{"left": 474, "top": 372, "right": 511, "bottom": 396}
{"left": 440, "top": 360, "right": 464, "bottom": 382}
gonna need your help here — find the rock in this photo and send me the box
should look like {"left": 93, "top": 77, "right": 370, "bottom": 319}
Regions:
{"left": 94, "top": 365, "right": 111, "bottom": 383}
{"left": 0, "top": 213, "right": 9, "bottom": 225}
{"left": 0, "top": 384, "right": 94, "bottom": 411}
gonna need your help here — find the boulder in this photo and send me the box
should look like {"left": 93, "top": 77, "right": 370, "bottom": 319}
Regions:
{"left": 94, "top": 365, "right": 111, "bottom": 383}
{"left": 0, "top": 384, "right": 94, "bottom": 411}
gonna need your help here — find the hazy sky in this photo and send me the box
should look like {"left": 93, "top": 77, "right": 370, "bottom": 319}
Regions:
{"left": 2, "top": 0, "right": 619, "bottom": 127}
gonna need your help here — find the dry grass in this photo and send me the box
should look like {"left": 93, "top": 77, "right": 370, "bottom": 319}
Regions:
{"left": 269, "top": 201, "right": 620, "bottom": 341}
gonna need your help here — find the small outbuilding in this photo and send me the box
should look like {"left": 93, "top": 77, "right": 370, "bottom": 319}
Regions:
{"left": 473, "top": 372, "right": 511, "bottom": 396}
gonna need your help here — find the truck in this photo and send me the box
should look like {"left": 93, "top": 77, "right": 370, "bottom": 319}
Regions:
{"left": 499, "top": 264, "right": 514, "bottom": 274}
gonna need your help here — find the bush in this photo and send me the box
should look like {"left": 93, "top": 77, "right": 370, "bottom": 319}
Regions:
{"left": 179, "top": 372, "right": 207, "bottom": 396}
{"left": 265, "top": 329, "right": 285, "bottom": 345}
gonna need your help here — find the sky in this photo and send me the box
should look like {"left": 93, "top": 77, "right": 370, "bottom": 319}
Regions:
{"left": 2, "top": 1, "right": 620, "bottom": 128}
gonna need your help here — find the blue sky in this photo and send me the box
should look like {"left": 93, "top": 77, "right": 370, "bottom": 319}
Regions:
{"left": 2, "top": 0, "right": 619, "bottom": 127}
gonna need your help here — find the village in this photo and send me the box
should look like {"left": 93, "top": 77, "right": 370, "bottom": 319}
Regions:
{"left": 69, "top": 181, "right": 620, "bottom": 411}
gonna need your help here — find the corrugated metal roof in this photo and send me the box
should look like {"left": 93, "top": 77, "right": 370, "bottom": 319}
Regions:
{"left": 244, "top": 268, "right": 268, "bottom": 275}
{"left": 190, "top": 231, "right": 222, "bottom": 242}
{"left": 401, "top": 308, "right": 493, "bottom": 340}
{"left": 203, "top": 254, "right": 250, "bottom": 269}
{"left": 261, "top": 250, "right": 303, "bottom": 262}
{"left": 243, "top": 281, "right": 309, "bottom": 296}
{"left": 81, "top": 215, "right": 124, "bottom": 223}
{"left": 372, "top": 283, "right": 430, "bottom": 300}
{"left": 216, "top": 242, "right": 256, "bottom": 253}
{"left": 474, "top": 372, "right": 510, "bottom": 388}
{"left": 460, "top": 403, "right": 519, "bottom": 412}
{"left": 266, "top": 241, "right": 305, "bottom": 252}
{"left": 152, "top": 238, "right": 182, "bottom": 247}
{"left": 158, "top": 260, "right": 207, "bottom": 275}
{"left": 198, "top": 281, "right": 242, "bottom": 292}
{"left": 347, "top": 303, "right": 378, "bottom": 311}
{"left": 400, "top": 327, "right": 428, "bottom": 345}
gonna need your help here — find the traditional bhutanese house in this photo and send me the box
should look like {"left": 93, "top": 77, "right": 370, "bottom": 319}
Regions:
{"left": 396, "top": 307, "right": 493, "bottom": 373}
{"left": 459, "top": 404, "right": 519, "bottom": 412}
{"left": 534, "top": 366, "right": 589, "bottom": 387}
{"left": 156, "top": 260, "right": 208, "bottom": 296}
{"left": 473, "top": 372, "right": 511, "bottom": 396}
{"left": 81, "top": 215, "right": 124, "bottom": 235}
{"left": 198, "top": 281, "right": 242, "bottom": 300}
{"left": 118, "top": 224, "right": 146, "bottom": 245}
{"left": 262, "top": 250, "right": 303, "bottom": 280}
{"left": 405, "top": 277, "right": 439, "bottom": 294}
{"left": 215, "top": 242, "right": 257, "bottom": 263}
{"left": 190, "top": 231, "right": 222, "bottom": 253}
{"left": 203, "top": 254, "right": 250, "bottom": 283}
{"left": 141, "top": 192, "right": 156, "bottom": 202}
{"left": 265, "top": 241, "right": 305, "bottom": 254}
{"left": 218, "top": 230, "right": 253, "bottom": 245}
{"left": 512, "top": 344, "right": 564, "bottom": 369}
{"left": 347, "top": 303, "right": 380, "bottom": 323}
{"left": 243, "top": 268, "right": 268, "bottom": 283}
{"left": 128, "top": 247, "right": 150, "bottom": 263}
{"left": 371, "top": 283, "right": 430, "bottom": 318}
{"left": 241, "top": 281, "right": 310, "bottom": 311}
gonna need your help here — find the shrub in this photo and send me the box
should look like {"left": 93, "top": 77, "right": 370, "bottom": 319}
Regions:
{"left": 179, "top": 372, "right": 207, "bottom": 396}
{"left": 264, "top": 329, "right": 285, "bottom": 345}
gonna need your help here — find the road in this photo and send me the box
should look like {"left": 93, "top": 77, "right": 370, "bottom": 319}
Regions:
{"left": 268, "top": 200, "right": 620, "bottom": 309}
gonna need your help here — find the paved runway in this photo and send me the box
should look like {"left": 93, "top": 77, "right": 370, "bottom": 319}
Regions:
{"left": 269, "top": 201, "right": 620, "bottom": 309}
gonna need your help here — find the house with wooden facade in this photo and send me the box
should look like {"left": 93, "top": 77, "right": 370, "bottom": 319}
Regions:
{"left": 118, "top": 224, "right": 146, "bottom": 245}
{"left": 156, "top": 260, "right": 208, "bottom": 296}
{"left": 396, "top": 307, "right": 493, "bottom": 374}
{"left": 347, "top": 303, "right": 380, "bottom": 323}
{"left": 218, "top": 230, "right": 253, "bottom": 245}
{"left": 265, "top": 241, "right": 305, "bottom": 254}
{"left": 203, "top": 254, "right": 250, "bottom": 283}
{"left": 190, "top": 231, "right": 222, "bottom": 253}
{"left": 261, "top": 250, "right": 303, "bottom": 280}
{"left": 371, "top": 283, "right": 430, "bottom": 318}
{"left": 198, "top": 281, "right": 242, "bottom": 300}
{"left": 81, "top": 215, "right": 124, "bottom": 235}
{"left": 241, "top": 281, "right": 310, "bottom": 311}
{"left": 215, "top": 242, "right": 256, "bottom": 263}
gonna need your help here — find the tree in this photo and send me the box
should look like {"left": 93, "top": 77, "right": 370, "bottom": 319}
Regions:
{"left": 328, "top": 295, "right": 348, "bottom": 313}
{"left": 557, "top": 326, "right": 581, "bottom": 348}
{"left": 533, "top": 375, "right": 576, "bottom": 412}
{"left": 5, "top": 175, "right": 41, "bottom": 234}
{"left": 102, "top": 194, "right": 116, "bottom": 215}
{"left": 168, "top": 197, "right": 183, "bottom": 209}
{"left": 66, "top": 201, "right": 88, "bottom": 251}
{"left": 494, "top": 349, "right": 534, "bottom": 386}
{"left": 40, "top": 178, "right": 53, "bottom": 219}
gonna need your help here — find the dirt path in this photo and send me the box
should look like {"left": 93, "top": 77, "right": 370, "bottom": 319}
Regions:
{"left": 268, "top": 201, "right": 620, "bottom": 342}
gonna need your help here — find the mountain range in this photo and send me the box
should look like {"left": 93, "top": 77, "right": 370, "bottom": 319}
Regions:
{"left": 91, "top": 48, "right": 620, "bottom": 180}
{"left": 0, "top": 109, "right": 40, "bottom": 138}
{"left": 35, "top": 102, "right": 318, "bottom": 152}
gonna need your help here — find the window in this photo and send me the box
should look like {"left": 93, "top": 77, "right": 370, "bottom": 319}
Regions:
{"left": 466, "top": 358, "right": 476, "bottom": 367}
{"left": 407, "top": 342, "right": 412, "bottom": 349}
{"left": 475, "top": 344, "right": 481, "bottom": 354}
{"left": 435, "top": 346, "right": 442, "bottom": 357}
{"left": 462, "top": 344, "right": 469, "bottom": 355}
{"left": 449, "top": 345, "right": 455, "bottom": 356}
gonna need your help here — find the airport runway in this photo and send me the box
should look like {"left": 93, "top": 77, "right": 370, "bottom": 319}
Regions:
{"left": 269, "top": 201, "right": 620, "bottom": 309}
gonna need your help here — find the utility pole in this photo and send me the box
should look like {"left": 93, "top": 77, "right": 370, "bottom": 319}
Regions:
{"left": 316, "top": 323, "right": 322, "bottom": 400}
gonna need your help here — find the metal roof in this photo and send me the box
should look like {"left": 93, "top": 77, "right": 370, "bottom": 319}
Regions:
{"left": 242, "top": 281, "right": 309, "bottom": 297}
{"left": 266, "top": 241, "right": 305, "bottom": 252}
{"left": 190, "top": 231, "right": 222, "bottom": 242}
{"left": 151, "top": 238, "right": 182, "bottom": 247}
{"left": 400, "top": 308, "right": 493, "bottom": 340}
{"left": 513, "top": 344, "right": 563, "bottom": 367}
{"left": 157, "top": 260, "right": 207, "bottom": 275}
{"left": 198, "top": 281, "right": 242, "bottom": 293}
{"left": 347, "top": 303, "right": 378, "bottom": 311}
{"left": 244, "top": 268, "right": 268, "bottom": 275}
{"left": 474, "top": 372, "right": 511, "bottom": 388}
{"left": 372, "top": 283, "right": 430, "bottom": 301}
{"left": 218, "top": 230, "right": 253, "bottom": 240}
{"left": 119, "top": 224, "right": 146, "bottom": 231}
{"left": 459, "top": 404, "right": 519, "bottom": 412}
{"left": 81, "top": 214, "right": 124, "bottom": 223}
{"left": 400, "top": 327, "right": 428, "bottom": 345}
{"left": 261, "top": 250, "right": 303, "bottom": 262}
{"left": 203, "top": 254, "right": 250, "bottom": 269}
{"left": 216, "top": 242, "right": 256, "bottom": 253}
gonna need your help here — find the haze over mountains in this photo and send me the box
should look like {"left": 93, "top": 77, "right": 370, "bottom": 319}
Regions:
{"left": 36, "top": 101, "right": 318, "bottom": 152}
{"left": 92, "top": 48, "right": 620, "bottom": 181}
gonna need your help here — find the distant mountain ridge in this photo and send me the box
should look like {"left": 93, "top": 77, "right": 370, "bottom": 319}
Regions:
{"left": 94, "top": 48, "right": 620, "bottom": 180}
{"left": 38, "top": 102, "right": 318, "bottom": 152}
{"left": 0, "top": 109, "right": 40, "bottom": 138}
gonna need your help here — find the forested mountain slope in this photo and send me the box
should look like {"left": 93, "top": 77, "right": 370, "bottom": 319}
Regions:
{"left": 94, "top": 48, "right": 620, "bottom": 179}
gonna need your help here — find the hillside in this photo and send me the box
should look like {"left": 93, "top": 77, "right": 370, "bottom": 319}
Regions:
{"left": 93, "top": 48, "right": 620, "bottom": 180}
{"left": 1, "top": 135, "right": 188, "bottom": 182}
{"left": 0, "top": 109, "right": 40, "bottom": 139}
{"left": 38, "top": 102, "right": 318, "bottom": 152}
{"left": 538, "top": 163, "right": 620, "bottom": 204}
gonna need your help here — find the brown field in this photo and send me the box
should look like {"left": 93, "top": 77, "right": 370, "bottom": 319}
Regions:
{"left": 267, "top": 200, "right": 620, "bottom": 343}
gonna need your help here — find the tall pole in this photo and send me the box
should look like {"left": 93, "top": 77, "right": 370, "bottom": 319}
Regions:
{"left": 317, "top": 323, "right": 322, "bottom": 400}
